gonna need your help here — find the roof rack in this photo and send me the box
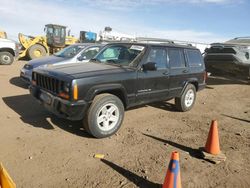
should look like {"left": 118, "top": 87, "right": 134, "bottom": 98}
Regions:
{"left": 135, "top": 37, "right": 197, "bottom": 47}
{"left": 135, "top": 37, "right": 174, "bottom": 44}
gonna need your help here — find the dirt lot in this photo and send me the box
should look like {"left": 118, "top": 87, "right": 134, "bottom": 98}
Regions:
{"left": 0, "top": 61, "right": 249, "bottom": 188}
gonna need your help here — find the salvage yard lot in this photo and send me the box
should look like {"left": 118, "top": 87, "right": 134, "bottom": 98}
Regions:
{"left": 0, "top": 61, "right": 250, "bottom": 188}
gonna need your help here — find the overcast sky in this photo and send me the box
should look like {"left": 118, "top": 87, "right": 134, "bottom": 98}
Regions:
{"left": 0, "top": 0, "right": 249, "bottom": 43}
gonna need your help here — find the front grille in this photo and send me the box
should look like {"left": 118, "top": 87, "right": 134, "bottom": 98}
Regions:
{"left": 207, "top": 47, "right": 236, "bottom": 54}
{"left": 35, "top": 73, "right": 62, "bottom": 94}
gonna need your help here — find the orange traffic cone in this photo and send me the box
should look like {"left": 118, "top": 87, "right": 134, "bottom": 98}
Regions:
{"left": 0, "top": 163, "right": 16, "bottom": 188}
{"left": 200, "top": 120, "right": 226, "bottom": 164}
{"left": 162, "top": 151, "right": 182, "bottom": 188}
{"left": 205, "top": 120, "right": 220, "bottom": 155}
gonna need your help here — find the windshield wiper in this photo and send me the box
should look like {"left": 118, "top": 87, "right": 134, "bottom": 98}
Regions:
{"left": 54, "top": 54, "right": 63, "bottom": 57}
{"left": 90, "top": 58, "right": 101, "bottom": 63}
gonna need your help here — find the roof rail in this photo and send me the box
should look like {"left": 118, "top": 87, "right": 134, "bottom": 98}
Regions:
{"left": 135, "top": 37, "right": 174, "bottom": 44}
{"left": 135, "top": 37, "right": 198, "bottom": 47}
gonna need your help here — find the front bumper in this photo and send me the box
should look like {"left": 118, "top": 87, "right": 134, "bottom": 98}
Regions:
{"left": 204, "top": 53, "right": 249, "bottom": 67}
{"left": 204, "top": 54, "right": 250, "bottom": 74}
{"left": 30, "top": 86, "right": 89, "bottom": 120}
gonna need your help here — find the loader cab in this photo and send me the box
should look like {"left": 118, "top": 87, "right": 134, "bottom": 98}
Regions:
{"left": 79, "top": 31, "right": 97, "bottom": 43}
{"left": 45, "top": 24, "right": 66, "bottom": 48}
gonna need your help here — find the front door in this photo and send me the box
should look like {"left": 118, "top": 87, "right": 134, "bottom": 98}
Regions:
{"left": 137, "top": 47, "right": 170, "bottom": 104}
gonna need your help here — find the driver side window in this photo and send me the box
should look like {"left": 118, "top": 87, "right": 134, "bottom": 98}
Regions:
{"left": 146, "top": 48, "right": 167, "bottom": 69}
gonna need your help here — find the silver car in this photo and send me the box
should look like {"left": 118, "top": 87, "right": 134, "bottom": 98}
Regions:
{"left": 20, "top": 43, "right": 104, "bottom": 83}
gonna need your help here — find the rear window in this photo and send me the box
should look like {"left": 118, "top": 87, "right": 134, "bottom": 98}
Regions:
{"left": 168, "top": 48, "right": 186, "bottom": 68}
{"left": 186, "top": 49, "right": 203, "bottom": 67}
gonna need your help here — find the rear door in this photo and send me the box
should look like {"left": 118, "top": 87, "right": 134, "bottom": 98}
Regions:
{"left": 168, "top": 47, "right": 189, "bottom": 97}
{"left": 137, "top": 46, "right": 170, "bottom": 103}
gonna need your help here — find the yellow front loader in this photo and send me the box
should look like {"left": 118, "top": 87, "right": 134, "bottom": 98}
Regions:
{"left": 18, "top": 24, "right": 78, "bottom": 60}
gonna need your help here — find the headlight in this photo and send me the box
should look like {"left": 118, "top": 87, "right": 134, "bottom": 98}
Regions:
{"left": 58, "top": 82, "right": 71, "bottom": 100}
{"left": 62, "top": 82, "right": 70, "bottom": 93}
{"left": 247, "top": 46, "right": 250, "bottom": 50}
{"left": 24, "top": 64, "right": 33, "bottom": 70}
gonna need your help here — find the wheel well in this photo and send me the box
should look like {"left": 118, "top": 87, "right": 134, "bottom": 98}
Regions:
{"left": 190, "top": 81, "right": 198, "bottom": 91}
{"left": 0, "top": 48, "right": 15, "bottom": 56}
{"left": 97, "top": 89, "right": 127, "bottom": 108}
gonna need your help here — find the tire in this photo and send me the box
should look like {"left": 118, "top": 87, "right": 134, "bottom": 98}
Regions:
{"left": 27, "top": 44, "right": 46, "bottom": 60}
{"left": 175, "top": 84, "right": 196, "bottom": 112}
{"left": 84, "top": 93, "right": 124, "bottom": 138}
{"left": 0, "top": 52, "right": 14, "bottom": 65}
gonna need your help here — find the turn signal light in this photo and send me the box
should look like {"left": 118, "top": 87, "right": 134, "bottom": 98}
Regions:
{"left": 73, "top": 83, "right": 78, "bottom": 100}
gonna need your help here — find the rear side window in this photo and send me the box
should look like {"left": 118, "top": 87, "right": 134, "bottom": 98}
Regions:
{"left": 168, "top": 48, "right": 185, "bottom": 68}
{"left": 146, "top": 48, "right": 167, "bottom": 69}
{"left": 186, "top": 49, "right": 203, "bottom": 67}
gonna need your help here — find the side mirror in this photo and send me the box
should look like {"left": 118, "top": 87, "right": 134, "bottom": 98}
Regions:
{"left": 142, "top": 62, "right": 157, "bottom": 71}
{"left": 77, "top": 55, "right": 86, "bottom": 61}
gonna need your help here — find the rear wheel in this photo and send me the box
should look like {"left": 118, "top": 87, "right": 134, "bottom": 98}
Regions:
{"left": 175, "top": 84, "right": 196, "bottom": 112}
{"left": 84, "top": 94, "right": 124, "bottom": 138}
{"left": 27, "top": 44, "right": 46, "bottom": 59}
{"left": 0, "top": 52, "right": 14, "bottom": 65}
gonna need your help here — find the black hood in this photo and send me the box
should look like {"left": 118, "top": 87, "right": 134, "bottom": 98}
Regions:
{"left": 36, "top": 62, "right": 132, "bottom": 80}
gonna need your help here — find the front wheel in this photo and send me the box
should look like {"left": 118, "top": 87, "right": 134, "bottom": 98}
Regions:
{"left": 0, "top": 52, "right": 14, "bottom": 65}
{"left": 84, "top": 94, "right": 124, "bottom": 138}
{"left": 27, "top": 44, "right": 46, "bottom": 60}
{"left": 175, "top": 84, "right": 196, "bottom": 112}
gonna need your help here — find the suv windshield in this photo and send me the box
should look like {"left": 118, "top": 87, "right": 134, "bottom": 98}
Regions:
{"left": 94, "top": 44, "right": 145, "bottom": 67}
{"left": 54, "top": 45, "right": 85, "bottom": 58}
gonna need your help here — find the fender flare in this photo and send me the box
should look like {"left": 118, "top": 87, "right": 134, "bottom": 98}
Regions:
{"left": 85, "top": 84, "right": 128, "bottom": 107}
{"left": 179, "top": 79, "right": 198, "bottom": 97}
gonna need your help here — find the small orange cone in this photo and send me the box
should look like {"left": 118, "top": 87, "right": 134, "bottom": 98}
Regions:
{"left": 162, "top": 151, "right": 181, "bottom": 188}
{"left": 205, "top": 120, "right": 220, "bottom": 155}
{"left": 0, "top": 163, "right": 16, "bottom": 188}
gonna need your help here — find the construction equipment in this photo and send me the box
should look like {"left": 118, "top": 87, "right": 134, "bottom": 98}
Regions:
{"left": 79, "top": 31, "right": 97, "bottom": 43}
{"left": 99, "top": 26, "right": 135, "bottom": 42}
{"left": 0, "top": 31, "right": 7, "bottom": 39}
{"left": 18, "top": 24, "right": 78, "bottom": 60}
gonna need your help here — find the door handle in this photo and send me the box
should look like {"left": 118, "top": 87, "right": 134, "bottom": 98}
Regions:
{"left": 183, "top": 70, "right": 189, "bottom": 73}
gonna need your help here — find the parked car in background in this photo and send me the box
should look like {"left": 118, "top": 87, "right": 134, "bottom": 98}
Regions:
{"left": 204, "top": 37, "right": 250, "bottom": 76}
{"left": 20, "top": 43, "right": 104, "bottom": 83}
{"left": 0, "top": 38, "right": 19, "bottom": 65}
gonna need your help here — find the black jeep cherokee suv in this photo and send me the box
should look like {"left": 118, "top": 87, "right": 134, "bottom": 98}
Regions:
{"left": 30, "top": 42, "right": 206, "bottom": 138}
